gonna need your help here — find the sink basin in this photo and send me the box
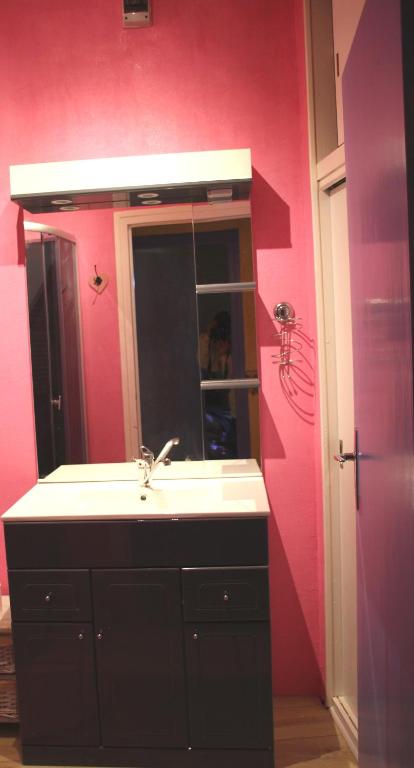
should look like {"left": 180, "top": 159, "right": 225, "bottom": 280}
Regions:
{"left": 2, "top": 476, "right": 270, "bottom": 522}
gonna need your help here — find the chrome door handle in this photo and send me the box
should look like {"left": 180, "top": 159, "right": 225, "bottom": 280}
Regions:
{"left": 334, "top": 451, "right": 356, "bottom": 465}
{"left": 334, "top": 431, "right": 361, "bottom": 511}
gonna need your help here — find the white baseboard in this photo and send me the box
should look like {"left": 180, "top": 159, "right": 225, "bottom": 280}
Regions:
{"left": 329, "top": 696, "right": 358, "bottom": 760}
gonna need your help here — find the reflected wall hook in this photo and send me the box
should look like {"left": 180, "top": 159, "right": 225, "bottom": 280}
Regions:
{"left": 88, "top": 266, "right": 109, "bottom": 295}
{"left": 93, "top": 265, "right": 103, "bottom": 287}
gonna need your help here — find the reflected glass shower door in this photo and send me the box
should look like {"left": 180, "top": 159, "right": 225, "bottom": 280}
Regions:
{"left": 25, "top": 230, "right": 87, "bottom": 477}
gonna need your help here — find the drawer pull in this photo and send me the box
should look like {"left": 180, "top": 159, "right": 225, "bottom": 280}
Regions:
{"left": 78, "top": 633, "right": 84, "bottom": 641}
{"left": 193, "top": 632, "right": 199, "bottom": 641}
{"left": 223, "top": 590, "right": 230, "bottom": 602}
{"left": 44, "top": 592, "right": 53, "bottom": 603}
{"left": 97, "top": 631, "right": 103, "bottom": 641}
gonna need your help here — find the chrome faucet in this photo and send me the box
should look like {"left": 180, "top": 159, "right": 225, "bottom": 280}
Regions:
{"left": 135, "top": 437, "right": 180, "bottom": 486}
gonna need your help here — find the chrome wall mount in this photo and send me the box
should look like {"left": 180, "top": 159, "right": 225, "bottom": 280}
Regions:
{"left": 271, "top": 302, "right": 315, "bottom": 423}
{"left": 273, "top": 302, "right": 296, "bottom": 324}
{"left": 272, "top": 302, "right": 301, "bottom": 368}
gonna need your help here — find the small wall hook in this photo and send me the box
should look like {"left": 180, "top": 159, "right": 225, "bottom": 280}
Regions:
{"left": 93, "top": 265, "right": 103, "bottom": 287}
{"left": 88, "top": 266, "right": 109, "bottom": 295}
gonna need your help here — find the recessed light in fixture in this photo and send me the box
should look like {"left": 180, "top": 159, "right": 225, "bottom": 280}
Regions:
{"left": 141, "top": 200, "right": 162, "bottom": 205}
{"left": 207, "top": 187, "right": 233, "bottom": 203}
{"left": 137, "top": 192, "right": 159, "bottom": 199}
{"left": 60, "top": 205, "right": 81, "bottom": 211}
{"left": 51, "top": 198, "right": 73, "bottom": 205}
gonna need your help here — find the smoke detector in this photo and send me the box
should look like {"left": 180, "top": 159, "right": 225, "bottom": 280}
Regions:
{"left": 123, "top": 0, "right": 152, "bottom": 28}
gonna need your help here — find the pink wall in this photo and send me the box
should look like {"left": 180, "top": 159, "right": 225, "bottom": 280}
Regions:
{"left": 0, "top": 0, "right": 324, "bottom": 695}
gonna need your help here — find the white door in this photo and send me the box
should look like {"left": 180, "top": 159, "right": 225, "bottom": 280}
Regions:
{"left": 329, "top": 182, "right": 357, "bottom": 723}
{"left": 322, "top": 179, "right": 358, "bottom": 749}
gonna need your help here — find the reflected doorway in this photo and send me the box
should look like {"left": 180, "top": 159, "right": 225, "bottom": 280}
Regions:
{"left": 24, "top": 224, "right": 87, "bottom": 477}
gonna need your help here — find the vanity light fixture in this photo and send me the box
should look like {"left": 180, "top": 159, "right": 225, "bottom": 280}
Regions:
{"left": 10, "top": 148, "right": 252, "bottom": 213}
{"left": 137, "top": 192, "right": 159, "bottom": 199}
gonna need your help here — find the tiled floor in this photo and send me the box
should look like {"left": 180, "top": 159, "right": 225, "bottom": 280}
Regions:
{"left": 275, "top": 697, "right": 358, "bottom": 767}
{"left": 0, "top": 697, "right": 357, "bottom": 768}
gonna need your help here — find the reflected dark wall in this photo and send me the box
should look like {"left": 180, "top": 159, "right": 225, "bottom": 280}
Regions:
{"left": 133, "top": 225, "right": 257, "bottom": 462}
{"left": 133, "top": 233, "right": 203, "bottom": 460}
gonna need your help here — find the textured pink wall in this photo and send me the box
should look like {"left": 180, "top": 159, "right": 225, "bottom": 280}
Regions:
{"left": 0, "top": 0, "right": 323, "bottom": 694}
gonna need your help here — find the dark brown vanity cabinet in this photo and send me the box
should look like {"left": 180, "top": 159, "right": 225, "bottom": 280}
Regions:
{"left": 5, "top": 519, "right": 273, "bottom": 768}
{"left": 182, "top": 567, "right": 273, "bottom": 750}
{"left": 185, "top": 622, "right": 272, "bottom": 749}
{"left": 12, "top": 623, "right": 99, "bottom": 746}
{"left": 93, "top": 569, "right": 187, "bottom": 748}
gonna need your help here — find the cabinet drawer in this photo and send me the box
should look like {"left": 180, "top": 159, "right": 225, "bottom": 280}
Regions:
{"left": 182, "top": 567, "right": 269, "bottom": 622}
{"left": 9, "top": 571, "right": 92, "bottom": 622}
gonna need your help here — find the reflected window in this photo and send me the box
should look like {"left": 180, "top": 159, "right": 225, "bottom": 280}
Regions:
{"left": 132, "top": 214, "right": 260, "bottom": 463}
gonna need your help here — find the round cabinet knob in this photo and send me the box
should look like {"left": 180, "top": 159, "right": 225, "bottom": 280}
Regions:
{"left": 223, "top": 590, "right": 230, "bottom": 602}
{"left": 193, "top": 632, "right": 199, "bottom": 641}
{"left": 78, "top": 633, "right": 84, "bottom": 641}
{"left": 97, "top": 632, "right": 103, "bottom": 641}
{"left": 44, "top": 592, "right": 53, "bottom": 603}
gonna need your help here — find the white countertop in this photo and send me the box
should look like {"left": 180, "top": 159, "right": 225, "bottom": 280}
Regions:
{"left": 39, "top": 458, "right": 262, "bottom": 484}
{"left": 3, "top": 461, "right": 270, "bottom": 522}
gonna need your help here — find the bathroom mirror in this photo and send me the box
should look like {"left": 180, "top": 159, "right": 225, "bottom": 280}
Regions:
{"left": 14, "top": 151, "right": 260, "bottom": 471}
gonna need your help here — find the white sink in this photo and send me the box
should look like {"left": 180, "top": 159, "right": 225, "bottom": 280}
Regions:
{"left": 2, "top": 476, "right": 270, "bottom": 522}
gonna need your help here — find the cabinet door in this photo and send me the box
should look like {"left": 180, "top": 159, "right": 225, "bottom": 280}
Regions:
{"left": 13, "top": 623, "right": 99, "bottom": 746}
{"left": 93, "top": 569, "right": 187, "bottom": 747}
{"left": 185, "top": 622, "right": 273, "bottom": 749}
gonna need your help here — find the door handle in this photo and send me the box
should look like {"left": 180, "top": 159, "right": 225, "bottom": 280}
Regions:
{"left": 334, "top": 451, "right": 356, "bottom": 465}
{"left": 334, "top": 431, "right": 361, "bottom": 511}
{"left": 51, "top": 395, "right": 62, "bottom": 412}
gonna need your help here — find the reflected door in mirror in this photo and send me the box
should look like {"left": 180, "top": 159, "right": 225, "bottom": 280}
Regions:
{"left": 26, "top": 233, "right": 87, "bottom": 477}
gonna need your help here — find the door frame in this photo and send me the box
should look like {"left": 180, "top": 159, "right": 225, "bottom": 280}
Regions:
{"left": 113, "top": 201, "right": 251, "bottom": 461}
{"left": 304, "top": 3, "right": 358, "bottom": 757}
{"left": 315, "top": 162, "right": 358, "bottom": 757}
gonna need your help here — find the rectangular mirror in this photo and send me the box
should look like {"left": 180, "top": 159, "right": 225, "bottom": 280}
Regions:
{"left": 22, "top": 199, "right": 260, "bottom": 471}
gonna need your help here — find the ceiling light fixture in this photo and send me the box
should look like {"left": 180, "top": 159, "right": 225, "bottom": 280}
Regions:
{"left": 59, "top": 205, "right": 81, "bottom": 211}
{"left": 141, "top": 200, "right": 162, "bottom": 206}
{"left": 137, "top": 192, "right": 159, "bottom": 199}
{"left": 51, "top": 198, "right": 73, "bottom": 205}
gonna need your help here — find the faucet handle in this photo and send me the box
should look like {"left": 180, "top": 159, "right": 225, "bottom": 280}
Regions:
{"left": 140, "top": 445, "right": 154, "bottom": 465}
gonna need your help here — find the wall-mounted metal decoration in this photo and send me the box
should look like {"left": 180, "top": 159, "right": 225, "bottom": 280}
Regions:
{"left": 271, "top": 302, "right": 315, "bottom": 424}
{"left": 272, "top": 302, "right": 300, "bottom": 367}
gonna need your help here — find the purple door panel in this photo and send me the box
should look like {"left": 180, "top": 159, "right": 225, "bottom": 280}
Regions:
{"left": 343, "top": 0, "right": 414, "bottom": 765}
